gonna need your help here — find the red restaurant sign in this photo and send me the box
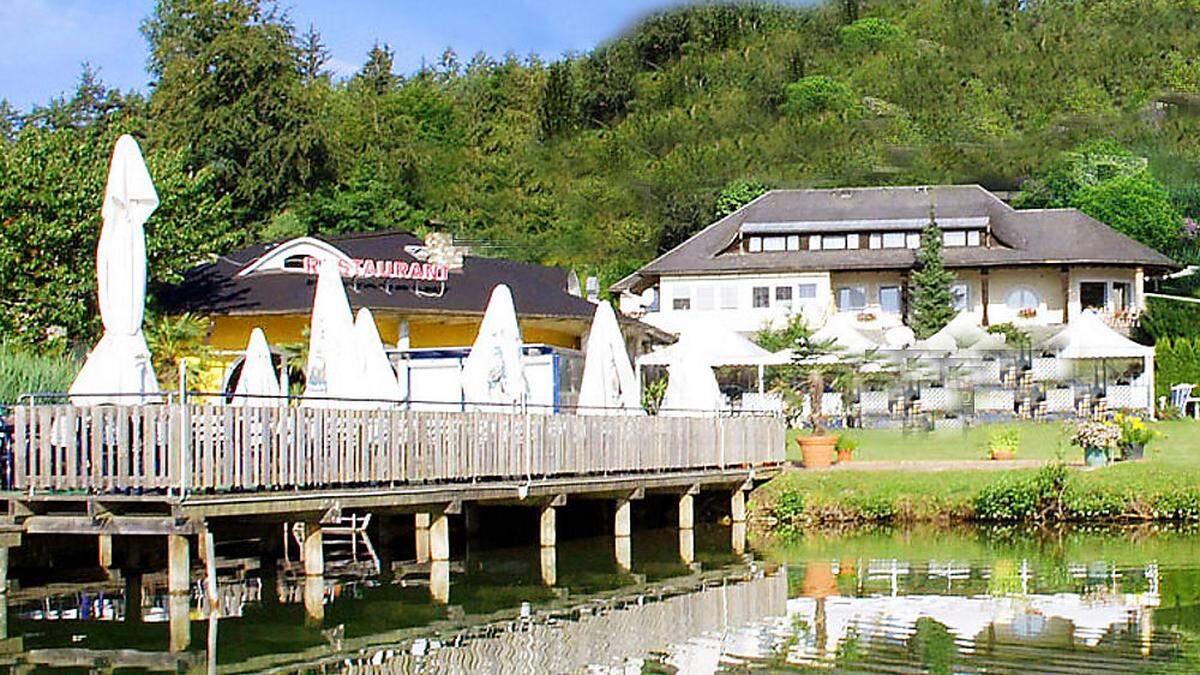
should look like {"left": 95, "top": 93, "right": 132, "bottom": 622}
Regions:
{"left": 302, "top": 256, "right": 450, "bottom": 281}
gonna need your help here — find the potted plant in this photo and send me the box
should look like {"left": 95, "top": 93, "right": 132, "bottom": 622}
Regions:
{"left": 836, "top": 434, "right": 859, "bottom": 463}
{"left": 776, "top": 335, "right": 860, "bottom": 469}
{"left": 1114, "top": 412, "right": 1154, "bottom": 461}
{"left": 1069, "top": 418, "right": 1120, "bottom": 468}
{"left": 986, "top": 427, "right": 1019, "bottom": 461}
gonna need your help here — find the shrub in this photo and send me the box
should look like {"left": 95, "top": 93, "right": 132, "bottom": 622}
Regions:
{"left": 838, "top": 18, "right": 906, "bottom": 52}
{"left": 1149, "top": 490, "right": 1200, "bottom": 520}
{"left": 771, "top": 490, "right": 806, "bottom": 523}
{"left": 1063, "top": 488, "right": 1127, "bottom": 520}
{"left": 1138, "top": 299, "right": 1200, "bottom": 342}
{"left": 780, "top": 76, "right": 855, "bottom": 117}
{"left": 1154, "top": 336, "right": 1200, "bottom": 401}
{"left": 971, "top": 463, "right": 1068, "bottom": 521}
{"left": 985, "top": 323, "right": 1031, "bottom": 348}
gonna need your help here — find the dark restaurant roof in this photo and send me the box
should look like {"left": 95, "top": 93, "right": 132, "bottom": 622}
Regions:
{"left": 158, "top": 231, "right": 601, "bottom": 321}
{"left": 613, "top": 185, "right": 1179, "bottom": 292}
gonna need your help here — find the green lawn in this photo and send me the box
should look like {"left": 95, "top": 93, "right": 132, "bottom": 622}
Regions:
{"left": 758, "top": 420, "right": 1200, "bottom": 525}
{"left": 786, "top": 419, "right": 1196, "bottom": 464}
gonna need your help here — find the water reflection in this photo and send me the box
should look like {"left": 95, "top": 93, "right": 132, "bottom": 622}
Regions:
{"left": 7, "top": 525, "right": 1200, "bottom": 673}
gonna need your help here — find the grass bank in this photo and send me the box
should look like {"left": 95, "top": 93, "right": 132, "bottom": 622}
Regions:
{"left": 757, "top": 420, "right": 1200, "bottom": 531}
{"left": 0, "top": 343, "right": 79, "bottom": 404}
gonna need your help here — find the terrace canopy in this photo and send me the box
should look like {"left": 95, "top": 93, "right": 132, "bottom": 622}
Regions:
{"left": 635, "top": 321, "right": 790, "bottom": 395}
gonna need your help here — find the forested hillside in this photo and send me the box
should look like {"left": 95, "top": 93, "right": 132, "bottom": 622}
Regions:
{"left": 5, "top": 0, "right": 1200, "bottom": 349}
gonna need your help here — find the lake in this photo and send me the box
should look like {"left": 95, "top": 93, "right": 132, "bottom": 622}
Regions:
{"left": 7, "top": 524, "right": 1200, "bottom": 672}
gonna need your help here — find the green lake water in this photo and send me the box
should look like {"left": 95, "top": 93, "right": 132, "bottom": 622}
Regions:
{"left": 8, "top": 524, "right": 1200, "bottom": 673}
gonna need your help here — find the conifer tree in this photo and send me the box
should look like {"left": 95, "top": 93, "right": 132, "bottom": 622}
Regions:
{"left": 909, "top": 206, "right": 957, "bottom": 339}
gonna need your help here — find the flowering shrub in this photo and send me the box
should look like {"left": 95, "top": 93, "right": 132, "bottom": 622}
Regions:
{"left": 1068, "top": 419, "right": 1120, "bottom": 452}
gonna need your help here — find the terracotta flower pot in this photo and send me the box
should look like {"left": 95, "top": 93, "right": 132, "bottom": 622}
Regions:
{"left": 798, "top": 434, "right": 838, "bottom": 469}
{"left": 990, "top": 449, "right": 1016, "bottom": 461}
{"left": 837, "top": 448, "right": 853, "bottom": 463}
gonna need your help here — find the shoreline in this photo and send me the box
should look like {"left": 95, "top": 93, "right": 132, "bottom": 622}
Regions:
{"left": 750, "top": 461, "right": 1200, "bottom": 533}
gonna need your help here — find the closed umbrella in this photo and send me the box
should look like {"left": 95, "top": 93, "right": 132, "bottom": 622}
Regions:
{"left": 461, "top": 284, "right": 527, "bottom": 410}
{"left": 354, "top": 307, "right": 404, "bottom": 407}
{"left": 231, "top": 328, "right": 282, "bottom": 406}
{"left": 70, "top": 135, "right": 161, "bottom": 404}
{"left": 578, "top": 301, "right": 641, "bottom": 414}
{"left": 303, "top": 259, "right": 359, "bottom": 406}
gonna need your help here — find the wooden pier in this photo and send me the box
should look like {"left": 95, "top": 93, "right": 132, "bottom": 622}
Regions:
{"left": 0, "top": 403, "right": 784, "bottom": 651}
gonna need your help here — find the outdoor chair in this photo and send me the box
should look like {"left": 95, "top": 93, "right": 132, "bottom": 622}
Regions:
{"left": 1170, "top": 384, "right": 1200, "bottom": 419}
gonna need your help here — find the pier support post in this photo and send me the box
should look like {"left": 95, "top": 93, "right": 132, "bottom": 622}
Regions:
{"left": 614, "top": 499, "right": 632, "bottom": 573}
{"left": 731, "top": 489, "right": 747, "bottom": 556}
{"left": 302, "top": 522, "right": 323, "bottom": 576}
{"left": 167, "top": 534, "right": 190, "bottom": 596}
{"left": 539, "top": 505, "right": 557, "bottom": 586}
{"left": 98, "top": 534, "right": 114, "bottom": 576}
{"left": 414, "top": 513, "right": 431, "bottom": 564}
{"left": 427, "top": 510, "right": 451, "bottom": 604}
{"left": 678, "top": 493, "right": 695, "bottom": 566}
{"left": 303, "top": 575, "right": 325, "bottom": 626}
{"left": 430, "top": 512, "right": 449, "bottom": 563}
{"left": 168, "top": 593, "right": 191, "bottom": 652}
{"left": 200, "top": 526, "right": 219, "bottom": 613}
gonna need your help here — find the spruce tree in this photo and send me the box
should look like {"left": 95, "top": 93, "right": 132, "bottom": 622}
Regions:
{"left": 909, "top": 207, "right": 957, "bottom": 339}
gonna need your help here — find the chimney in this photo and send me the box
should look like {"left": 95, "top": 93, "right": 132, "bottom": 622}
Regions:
{"left": 424, "top": 231, "right": 466, "bottom": 270}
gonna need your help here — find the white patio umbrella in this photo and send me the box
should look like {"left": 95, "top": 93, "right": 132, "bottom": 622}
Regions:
{"left": 660, "top": 334, "right": 723, "bottom": 416}
{"left": 461, "top": 284, "right": 527, "bottom": 410}
{"left": 353, "top": 307, "right": 404, "bottom": 407}
{"left": 302, "top": 259, "right": 360, "bottom": 406}
{"left": 231, "top": 328, "right": 282, "bottom": 406}
{"left": 578, "top": 301, "right": 642, "bottom": 414}
{"left": 810, "top": 313, "right": 878, "bottom": 354}
{"left": 70, "top": 134, "right": 161, "bottom": 405}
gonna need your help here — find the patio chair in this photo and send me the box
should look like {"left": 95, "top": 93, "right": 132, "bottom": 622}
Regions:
{"left": 1170, "top": 383, "right": 1200, "bottom": 419}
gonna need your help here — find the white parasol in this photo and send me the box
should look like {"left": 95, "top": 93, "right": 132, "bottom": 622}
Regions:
{"left": 578, "top": 301, "right": 642, "bottom": 414}
{"left": 231, "top": 328, "right": 282, "bottom": 406}
{"left": 302, "top": 259, "right": 360, "bottom": 406}
{"left": 70, "top": 135, "right": 161, "bottom": 404}
{"left": 461, "top": 284, "right": 527, "bottom": 410}
{"left": 353, "top": 307, "right": 404, "bottom": 407}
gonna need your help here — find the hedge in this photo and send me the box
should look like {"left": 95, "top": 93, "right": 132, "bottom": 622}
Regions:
{"left": 1156, "top": 336, "right": 1200, "bottom": 402}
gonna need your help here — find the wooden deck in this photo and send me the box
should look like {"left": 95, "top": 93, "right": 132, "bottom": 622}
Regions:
{"left": 6, "top": 404, "right": 784, "bottom": 525}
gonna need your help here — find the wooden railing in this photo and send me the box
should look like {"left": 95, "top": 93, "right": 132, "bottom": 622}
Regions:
{"left": 10, "top": 405, "right": 785, "bottom": 494}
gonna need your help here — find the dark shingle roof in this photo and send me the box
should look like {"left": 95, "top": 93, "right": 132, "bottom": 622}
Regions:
{"left": 158, "top": 231, "right": 601, "bottom": 321}
{"left": 613, "top": 185, "right": 1178, "bottom": 292}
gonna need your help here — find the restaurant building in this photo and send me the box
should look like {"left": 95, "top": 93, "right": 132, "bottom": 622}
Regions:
{"left": 159, "top": 230, "right": 665, "bottom": 401}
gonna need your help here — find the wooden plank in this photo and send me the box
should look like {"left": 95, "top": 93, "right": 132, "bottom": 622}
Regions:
{"left": 13, "top": 405, "right": 27, "bottom": 490}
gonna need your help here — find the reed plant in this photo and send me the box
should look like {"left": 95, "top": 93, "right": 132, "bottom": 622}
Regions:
{"left": 0, "top": 342, "right": 79, "bottom": 403}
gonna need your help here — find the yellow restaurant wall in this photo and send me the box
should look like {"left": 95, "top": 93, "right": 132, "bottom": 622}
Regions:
{"left": 204, "top": 313, "right": 581, "bottom": 378}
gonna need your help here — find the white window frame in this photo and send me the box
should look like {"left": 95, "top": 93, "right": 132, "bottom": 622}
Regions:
{"left": 747, "top": 236, "right": 762, "bottom": 253}
{"left": 694, "top": 285, "right": 715, "bottom": 311}
{"left": 879, "top": 285, "right": 902, "bottom": 314}
{"left": 786, "top": 235, "right": 801, "bottom": 251}
{"left": 943, "top": 231, "right": 967, "bottom": 247}
{"left": 950, "top": 282, "right": 970, "bottom": 312}
{"left": 967, "top": 230, "right": 981, "bottom": 246}
{"left": 775, "top": 285, "right": 793, "bottom": 309}
{"left": 719, "top": 285, "right": 739, "bottom": 309}
{"left": 882, "top": 232, "right": 906, "bottom": 248}
{"left": 808, "top": 236, "right": 822, "bottom": 251}
{"left": 762, "top": 236, "right": 786, "bottom": 252}
{"left": 752, "top": 286, "right": 770, "bottom": 309}
{"left": 846, "top": 233, "right": 860, "bottom": 249}
{"left": 1005, "top": 285, "right": 1041, "bottom": 312}
{"left": 837, "top": 286, "right": 867, "bottom": 312}
{"left": 673, "top": 286, "right": 691, "bottom": 311}
{"left": 797, "top": 283, "right": 818, "bottom": 301}
{"left": 822, "top": 235, "right": 847, "bottom": 250}
{"left": 906, "top": 233, "right": 921, "bottom": 249}
{"left": 869, "top": 233, "right": 882, "bottom": 249}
